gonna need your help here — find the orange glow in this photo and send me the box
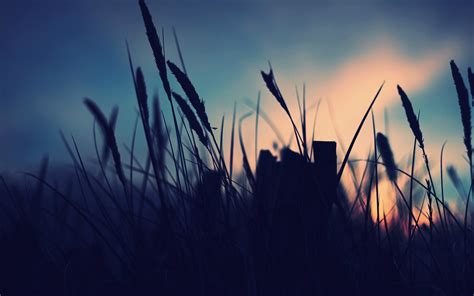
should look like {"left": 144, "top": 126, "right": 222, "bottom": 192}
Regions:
{"left": 369, "top": 177, "right": 400, "bottom": 228}
{"left": 412, "top": 206, "right": 430, "bottom": 228}
{"left": 231, "top": 38, "right": 462, "bottom": 174}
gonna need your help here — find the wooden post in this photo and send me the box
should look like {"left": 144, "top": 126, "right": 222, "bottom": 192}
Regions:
{"left": 254, "top": 141, "right": 337, "bottom": 295}
{"left": 312, "top": 141, "right": 337, "bottom": 224}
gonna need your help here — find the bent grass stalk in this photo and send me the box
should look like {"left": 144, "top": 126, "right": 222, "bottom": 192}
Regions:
{"left": 397, "top": 85, "right": 446, "bottom": 233}
{"left": 450, "top": 60, "right": 472, "bottom": 267}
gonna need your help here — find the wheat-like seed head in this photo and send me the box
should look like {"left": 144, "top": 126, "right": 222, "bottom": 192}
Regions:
{"left": 397, "top": 85, "right": 424, "bottom": 149}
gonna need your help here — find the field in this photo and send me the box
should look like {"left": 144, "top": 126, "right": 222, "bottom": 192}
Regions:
{"left": 0, "top": 0, "right": 473, "bottom": 295}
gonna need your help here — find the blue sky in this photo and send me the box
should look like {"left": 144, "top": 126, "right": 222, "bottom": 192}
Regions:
{"left": 1, "top": 0, "right": 473, "bottom": 205}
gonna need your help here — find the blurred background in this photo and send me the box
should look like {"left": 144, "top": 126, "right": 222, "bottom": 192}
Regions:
{"left": 1, "top": 0, "right": 473, "bottom": 196}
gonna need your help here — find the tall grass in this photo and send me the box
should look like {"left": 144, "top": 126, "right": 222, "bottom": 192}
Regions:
{"left": 0, "top": 0, "right": 473, "bottom": 295}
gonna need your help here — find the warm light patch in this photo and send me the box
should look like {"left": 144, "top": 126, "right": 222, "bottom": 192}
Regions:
{"left": 237, "top": 38, "right": 459, "bottom": 170}
{"left": 412, "top": 206, "right": 430, "bottom": 228}
{"left": 369, "top": 177, "right": 400, "bottom": 227}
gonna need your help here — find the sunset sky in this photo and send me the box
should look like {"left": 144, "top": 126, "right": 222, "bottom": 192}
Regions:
{"left": 1, "top": 0, "right": 473, "bottom": 203}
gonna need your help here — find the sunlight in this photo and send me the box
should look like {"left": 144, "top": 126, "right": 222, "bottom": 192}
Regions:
{"left": 370, "top": 177, "right": 400, "bottom": 227}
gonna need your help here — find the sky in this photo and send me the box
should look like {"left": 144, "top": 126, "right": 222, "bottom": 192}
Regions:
{"left": 1, "top": 0, "right": 473, "bottom": 205}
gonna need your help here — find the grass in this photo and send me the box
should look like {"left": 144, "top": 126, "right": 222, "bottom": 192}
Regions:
{"left": 0, "top": 0, "right": 473, "bottom": 295}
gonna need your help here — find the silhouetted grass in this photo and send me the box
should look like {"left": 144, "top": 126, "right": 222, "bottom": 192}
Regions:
{"left": 172, "top": 91, "right": 207, "bottom": 146}
{"left": 377, "top": 132, "right": 397, "bottom": 183}
{"left": 0, "top": 0, "right": 473, "bottom": 295}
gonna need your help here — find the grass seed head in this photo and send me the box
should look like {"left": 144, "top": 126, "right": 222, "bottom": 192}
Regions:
{"left": 397, "top": 85, "right": 424, "bottom": 149}
{"left": 450, "top": 60, "right": 472, "bottom": 161}
{"left": 167, "top": 60, "right": 212, "bottom": 133}
{"left": 172, "top": 91, "right": 207, "bottom": 146}
{"left": 376, "top": 132, "right": 398, "bottom": 182}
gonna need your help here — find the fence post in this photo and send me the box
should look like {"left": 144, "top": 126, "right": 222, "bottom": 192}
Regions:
{"left": 254, "top": 141, "right": 337, "bottom": 295}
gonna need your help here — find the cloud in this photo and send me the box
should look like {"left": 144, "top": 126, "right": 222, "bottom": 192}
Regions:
{"left": 318, "top": 38, "right": 458, "bottom": 107}
{"left": 232, "top": 38, "right": 461, "bottom": 178}
{"left": 253, "top": 38, "right": 458, "bottom": 146}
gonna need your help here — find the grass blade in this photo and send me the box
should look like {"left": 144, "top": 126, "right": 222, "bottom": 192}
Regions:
{"left": 337, "top": 81, "right": 384, "bottom": 185}
{"left": 83, "top": 98, "right": 127, "bottom": 193}
{"left": 239, "top": 111, "right": 256, "bottom": 191}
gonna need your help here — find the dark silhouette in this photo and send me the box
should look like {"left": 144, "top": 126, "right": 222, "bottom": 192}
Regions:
{"left": 0, "top": 0, "right": 473, "bottom": 295}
